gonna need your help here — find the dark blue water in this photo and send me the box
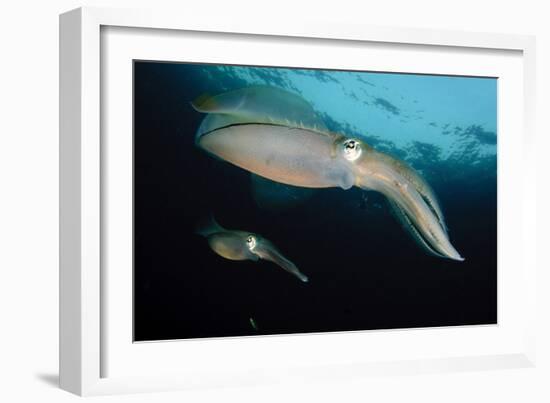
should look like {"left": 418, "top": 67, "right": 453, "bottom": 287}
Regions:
{"left": 133, "top": 61, "right": 497, "bottom": 341}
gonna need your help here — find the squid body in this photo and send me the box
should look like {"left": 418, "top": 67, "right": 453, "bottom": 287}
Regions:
{"left": 193, "top": 87, "right": 464, "bottom": 261}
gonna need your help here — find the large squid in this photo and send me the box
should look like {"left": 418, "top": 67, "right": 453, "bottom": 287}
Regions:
{"left": 192, "top": 86, "right": 464, "bottom": 261}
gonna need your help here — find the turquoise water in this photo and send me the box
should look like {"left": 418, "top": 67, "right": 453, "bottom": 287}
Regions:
{"left": 216, "top": 65, "right": 497, "bottom": 157}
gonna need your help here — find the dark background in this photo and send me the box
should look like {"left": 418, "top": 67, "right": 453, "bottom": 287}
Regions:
{"left": 133, "top": 61, "right": 497, "bottom": 341}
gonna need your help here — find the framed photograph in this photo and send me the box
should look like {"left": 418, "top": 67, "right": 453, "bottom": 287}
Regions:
{"left": 60, "top": 7, "right": 537, "bottom": 396}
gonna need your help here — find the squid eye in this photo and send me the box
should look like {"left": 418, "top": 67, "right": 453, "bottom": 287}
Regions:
{"left": 345, "top": 140, "right": 357, "bottom": 150}
{"left": 342, "top": 139, "right": 362, "bottom": 161}
{"left": 246, "top": 235, "right": 257, "bottom": 249}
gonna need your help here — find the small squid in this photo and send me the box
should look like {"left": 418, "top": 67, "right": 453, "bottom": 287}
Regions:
{"left": 196, "top": 216, "right": 308, "bottom": 282}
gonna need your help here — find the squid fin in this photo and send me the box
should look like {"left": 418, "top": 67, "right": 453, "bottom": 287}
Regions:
{"left": 192, "top": 86, "right": 328, "bottom": 138}
{"left": 195, "top": 214, "right": 225, "bottom": 237}
{"left": 191, "top": 93, "right": 217, "bottom": 112}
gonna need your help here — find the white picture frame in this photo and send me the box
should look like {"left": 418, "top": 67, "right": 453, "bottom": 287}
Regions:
{"left": 59, "top": 6, "right": 537, "bottom": 396}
